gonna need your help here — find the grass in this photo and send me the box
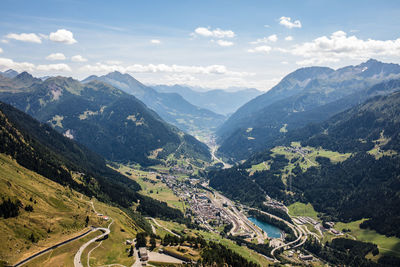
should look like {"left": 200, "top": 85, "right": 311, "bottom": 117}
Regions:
{"left": 24, "top": 231, "right": 101, "bottom": 267}
{"left": 0, "top": 154, "right": 142, "bottom": 266}
{"left": 148, "top": 261, "right": 181, "bottom": 267}
{"left": 279, "top": 123, "right": 288, "bottom": 133}
{"left": 116, "top": 164, "right": 186, "bottom": 212}
{"left": 367, "top": 131, "right": 397, "bottom": 159}
{"left": 270, "top": 142, "right": 352, "bottom": 183}
{"left": 86, "top": 199, "right": 141, "bottom": 266}
{"left": 334, "top": 220, "right": 400, "bottom": 257}
{"left": 0, "top": 154, "right": 102, "bottom": 265}
{"left": 288, "top": 202, "right": 319, "bottom": 218}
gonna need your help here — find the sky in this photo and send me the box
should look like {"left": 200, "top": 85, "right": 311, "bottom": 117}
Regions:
{"left": 0, "top": 0, "right": 400, "bottom": 91}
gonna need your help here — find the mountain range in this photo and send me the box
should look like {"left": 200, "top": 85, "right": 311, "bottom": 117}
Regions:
{"left": 216, "top": 59, "right": 400, "bottom": 161}
{"left": 83, "top": 72, "right": 226, "bottom": 135}
{"left": 153, "top": 84, "right": 262, "bottom": 116}
{"left": 209, "top": 87, "right": 400, "bottom": 238}
{"left": 0, "top": 72, "right": 211, "bottom": 166}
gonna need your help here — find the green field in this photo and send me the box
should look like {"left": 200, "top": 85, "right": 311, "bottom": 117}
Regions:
{"left": 115, "top": 164, "right": 185, "bottom": 212}
{"left": 335, "top": 220, "right": 400, "bottom": 257}
{"left": 269, "top": 142, "right": 351, "bottom": 183}
{"left": 288, "top": 202, "right": 319, "bottom": 218}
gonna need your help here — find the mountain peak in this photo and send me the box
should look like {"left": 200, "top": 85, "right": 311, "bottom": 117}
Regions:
{"left": 1, "top": 69, "right": 19, "bottom": 78}
{"left": 105, "top": 71, "right": 136, "bottom": 80}
{"left": 13, "top": 71, "right": 40, "bottom": 85}
{"left": 360, "top": 58, "right": 382, "bottom": 67}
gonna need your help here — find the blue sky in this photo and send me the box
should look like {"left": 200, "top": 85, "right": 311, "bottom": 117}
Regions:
{"left": 1, "top": 0, "right": 400, "bottom": 90}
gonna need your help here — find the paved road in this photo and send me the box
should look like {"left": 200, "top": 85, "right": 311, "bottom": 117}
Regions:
{"left": 210, "top": 146, "right": 231, "bottom": 169}
{"left": 74, "top": 219, "right": 113, "bottom": 267}
{"left": 130, "top": 239, "right": 141, "bottom": 267}
{"left": 13, "top": 228, "right": 94, "bottom": 267}
{"left": 148, "top": 217, "right": 180, "bottom": 237}
{"left": 246, "top": 207, "right": 308, "bottom": 259}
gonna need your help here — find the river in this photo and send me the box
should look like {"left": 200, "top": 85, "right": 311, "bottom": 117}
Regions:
{"left": 248, "top": 217, "right": 282, "bottom": 238}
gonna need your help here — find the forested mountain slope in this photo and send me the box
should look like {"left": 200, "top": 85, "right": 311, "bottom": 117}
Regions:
{"left": 217, "top": 59, "right": 400, "bottom": 161}
{"left": 0, "top": 73, "right": 210, "bottom": 166}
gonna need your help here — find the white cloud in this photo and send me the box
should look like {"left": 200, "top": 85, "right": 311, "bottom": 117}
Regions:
{"left": 281, "top": 61, "right": 289, "bottom": 65}
{"left": 1, "top": 39, "right": 9, "bottom": 44}
{"left": 285, "top": 36, "right": 293, "bottom": 41}
{"left": 250, "top": 34, "right": 278, "bottom": 44}
{"left": 0, "top": 56, "right": 72, "bottom": 73}
{"left": 216, "top": 40, "right": 234, "bottom": 47}
{"left": 281, "top": 31, "right": 400, "bottom": 65}
{"left": 46, "top": 53, "right": 66, "bottom": 61}
{"left": 0, "top": 57, "right": 35, "bottom": 72}
{"left": 80, "top": 62, "right": 252, "bottom": 77}
{"left": 6, "top": 33, "right": 42, "bottom": 43}
{"left": 279, "top": 16, "right": 302, "bottom": 29}
{"left": 71, "top": 55, "right": 87, "bottom": 62}
{"left": 0, "top": 48, "right": 2, "bottom": 53}
{"left": 192, "top": 27, "right": 235, "bottom": 38}
{"left": 150, "top": 39, "right": 161, "bottom": 44}
{"left": 296, "top": 58, "right": 340, "bottom": 66}
{"left": 36, "top": 63, "right": 71, "bottom": 72}
{"left": 248, "top": 45, "right": 272, "bottom": 54}
{"left": 104, "top": 60, "right": 122, "bottom": 65}
{"left": 49, "top": 29, "right": 77, "bottom": 44}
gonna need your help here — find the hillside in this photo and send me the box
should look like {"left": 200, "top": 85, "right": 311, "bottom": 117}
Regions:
{"left": 0, "top": 73, "right": 211, "bottom": 166}
{"left": 217, "top": 59, "right": 400, "bottom": 161}
{"left": 153, "top": 84, "right": 262, "bottom": 116}
{"left": 0, "top": 101, "right": 186, "bottom": 220}
{"left": 0, "top": 153, "right": 143, "bottom": 266}
{"left": 83, "top": 72, "right": 226, "bottom": 135}
{"left": 209, "top": 90, "right": 400, "bottom": 238}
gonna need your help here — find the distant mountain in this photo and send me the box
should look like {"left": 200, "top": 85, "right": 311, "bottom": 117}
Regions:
{"left": 0, "top": 71, "right": 41, "bottom": 92}
{"left": 0, "top": 69, "right": 19, "bottom": 78}
{"left": 217, "top": 59, "right": 400, "bottom": 161}
{"left": 0, "top": 74, "right": 211, "bottom": 166}
{"left": 209, "top": 89, "right": 400, "bottom": 238}
{"left": 153, "top": 84, "right": 262, "bottom": 115}
{"left": 83, "top": 72, "right": 226, "bottom": 134}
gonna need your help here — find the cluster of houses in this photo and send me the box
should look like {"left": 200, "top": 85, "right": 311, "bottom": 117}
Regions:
{"left": 189, "top": 193, "right": 230, "bottom": 227}
{"left": 161, "top": 174, "right": 230, "bottom": 229}
{"left": 284, "top": 146, "right": 312, "bottom": 155}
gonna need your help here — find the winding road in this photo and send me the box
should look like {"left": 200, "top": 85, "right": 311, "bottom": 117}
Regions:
{"left": 74, "top": 219, "right": 113, "bottom": 267}
{"left": 148, "top": 217, "right": 180, "bottom": 237}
